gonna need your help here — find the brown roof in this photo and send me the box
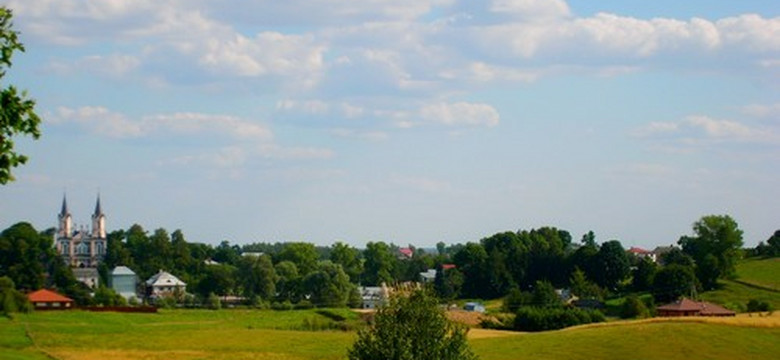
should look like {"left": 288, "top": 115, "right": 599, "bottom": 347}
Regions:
{"left": 27, "top": 289, "right": 73, "bottom": 303}
{"left": 657, "top": 298, "right": 735, "bottom": 315}
{"left": 657, "top": 298, "right": 702, "bottom": 312}
{"left": 698, "top": 301, "right": 735, "bottom": 316}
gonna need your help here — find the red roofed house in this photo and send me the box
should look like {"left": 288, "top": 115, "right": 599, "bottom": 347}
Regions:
{"left": 656, "top": 298, "right": 735, "bottom": 317}
{"left": 398, "top": 247, "right": 414, "bottom": 259}
{"left": 27, "top": 289, "right": 74, "bottom": 310}
{"left": 441, "top": 264, "right": 456, "bottom": 270}
{"left": 628, "top": 247, "right": 656, "bottom": 262}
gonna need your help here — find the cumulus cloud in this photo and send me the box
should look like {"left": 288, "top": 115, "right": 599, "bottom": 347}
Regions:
{"left": 635, "top": 114, "right": 780, "bottom": 148}
{"left": 50, "top": 107, "right": 273, "bottom": 141}
{"left": 419, "top": 102, "right": 500, "bottom": 127}
{"left": 490, "top": 0, "right": 571, "bottom": 20}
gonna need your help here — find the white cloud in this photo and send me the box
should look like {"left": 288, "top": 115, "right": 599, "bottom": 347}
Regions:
{"left": 330, "top": 128, "right": 389, "bottom": 142}
{"left": 490, "top": 0, "right": 570, "bottom": 20}
{"left": 50, "top": 107, "right": 272, "bottom": 142}
{"left": 635, "top": 114, "right": 780, "bottom": 149}
{"left": 743, "top": 103, "right": 780, "bottom": 119}
{"left": 419, "top": 102, "right": 500, "bottom": 127}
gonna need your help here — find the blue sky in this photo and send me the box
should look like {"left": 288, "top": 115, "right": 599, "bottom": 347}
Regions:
{"left": 1, "top": 0, "right": 778, "bottom": 248}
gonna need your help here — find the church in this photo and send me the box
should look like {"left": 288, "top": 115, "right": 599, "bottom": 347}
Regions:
{"left": 54, "top": 195, "right": 107, "bottom": 288}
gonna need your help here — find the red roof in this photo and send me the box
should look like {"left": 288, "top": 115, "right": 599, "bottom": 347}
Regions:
{"left": 27, "top": 289, "right": 73, "bottom": 303}
{"left": 442, "top": 264, "right": 456, "bottom": 270}
{"left": 399, "top": 247, "right": 414, "bottom": 257}
{"left": 628, "top": 247, "right": 651, "bottom": 255}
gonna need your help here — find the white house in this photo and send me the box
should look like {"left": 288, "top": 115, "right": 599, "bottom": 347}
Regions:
{"left": 145, "top": 270, "right": 186, "bottom": 298}
{"left": 358, "top": 284, "right": 391, "bottom": 309}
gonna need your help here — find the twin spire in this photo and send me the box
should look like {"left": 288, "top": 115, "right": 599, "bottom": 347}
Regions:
{"left": 59, "top": 193, "right": 102, "bottom": 217}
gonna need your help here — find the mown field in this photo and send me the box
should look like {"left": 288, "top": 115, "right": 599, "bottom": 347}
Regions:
{"left": 3, "top": 308, "right": 780, "bottom": 360}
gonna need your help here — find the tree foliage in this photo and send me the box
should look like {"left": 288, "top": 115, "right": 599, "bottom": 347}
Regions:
{"left": 0, "top": 7, "right": 41, "bottom": 184}
{"left": 679, "top": 215, "right": 744, "bottom": 290}
{"left": 652, "top": 264, "right": 698, "bottom": 303}
{"left": 348, "top": 288, "right": 477, "bottom": 360}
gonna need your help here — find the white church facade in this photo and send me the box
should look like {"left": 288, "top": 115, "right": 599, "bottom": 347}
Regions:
{"left": 54, "top": 195, "right": 107, "bottom": 288}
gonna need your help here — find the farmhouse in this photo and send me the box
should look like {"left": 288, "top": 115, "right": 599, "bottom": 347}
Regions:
{"left": 27, "top": 289, "right": 74, "bottom": 310}
{"left": 146, "top": 270, "right": 187, "bottom": 299}
{"left": 656, "top": 298, "right": 735, "bottom": 317}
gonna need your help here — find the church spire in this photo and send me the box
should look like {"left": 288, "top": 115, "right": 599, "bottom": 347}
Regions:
{"left": 94, "top": 193, "right": 103, "bottom": 216}
{"left": 60, "top": 193, "right": 70, "bottom": 216}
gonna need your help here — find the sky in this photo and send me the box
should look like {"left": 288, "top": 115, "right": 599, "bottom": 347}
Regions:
{"left": 0, "top": 0, "right": 778, "bottom": 248}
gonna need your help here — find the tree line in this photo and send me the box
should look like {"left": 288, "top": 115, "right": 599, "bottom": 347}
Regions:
{"left": 1, "top": 214, "right": 774, "bottom": 311}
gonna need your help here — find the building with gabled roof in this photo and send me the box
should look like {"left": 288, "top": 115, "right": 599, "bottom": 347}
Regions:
{"left": 27, "top": 289, "right": 74, "bottom": 310}
{"left": 109, "top": 266, "right": 138, "bottom": 301}
{"left": 656, "top": 298, "right": 735, "bottom": 317}
{"left": 146, "top": 270, "right": 187, "bottom": 298}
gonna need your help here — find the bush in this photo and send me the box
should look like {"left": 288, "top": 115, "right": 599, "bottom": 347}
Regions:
{"left": 513, "top": 306, "right": 605, "bottom": 332}
{"left": 206, "top": 293, "right": 221, "bottom": 310}
{"left": 271, "top": 300, "right": 293, "bottom": 311}
{"left": 747, "top": 299, "right": 772, "bottom": 313}
{"left": 294, "top": 299, "right": 314, "bottom": 310}
{"left": 503, "top": 287, "right": 531, "bottom": 313}
{"left": 620, "top": 295, "right": 651, "bottom": 319}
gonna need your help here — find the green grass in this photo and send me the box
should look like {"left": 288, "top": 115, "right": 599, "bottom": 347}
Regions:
{"left": 701, "top": 279, "right": 780, "bottom": 312}
{"left": 471, "top": 321, "right": 780, "bottom": 360}
{"left": 3, "top": 309, "right": 780, "bottom": 360}
{"left": 737, "top": 257, "right": 780, "bottom": 290}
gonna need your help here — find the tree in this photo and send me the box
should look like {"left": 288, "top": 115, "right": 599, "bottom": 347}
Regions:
{"left": 330, "top": 242, "right": 362, "bottom": 283}
{"left": 569, "top": 267, "right": 602, "bottom": 300}
{"left": 362, "top": 242, "right": 396, "bottom": 286}
{"left": 278, "top": 242, "right": 319, "bottom": 276}
{"left": 0, "top": 7, "right": 41, "bottom": 184}
{"left": 237, "top": 254, "right": 276, "bottom": 300}
{"left": 652, "top": 264, "right": 698, "bottom": 303}
{"left": 434, "top": 266, "right": 463, "bottom": 301}
{"left": 631, "top": 257, "right": 657, "bottom": 292}
{"left": 302, "top": 261, "right": 353, "bottom": 307}
{"left": 274, "top": 260, "right": 300, "bottom": 302}
{"left": 0, "top": 276, "right": 31, "bottom": 314}
{"left": 347, "top": 288, "right": 478, "bottom": 360}
{"left": 593, "top": 240, "right": 630, "bottom": 291}
{"left": 679, "top": 215, "right": 744, "bottom": 289}
{"left": 531, "top": 280, "right": 560, "bottom": 308}
{"left": 765, "top": 230, "right": 780, "bottom": 257}
{"left": 453, "top": 242, "right": 489, "bottom": 298}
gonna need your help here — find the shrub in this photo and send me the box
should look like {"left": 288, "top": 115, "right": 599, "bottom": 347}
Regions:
{"left": 513, "top": 306, "right": 605, "bottom": 332}
{"left": 620, "top": 295, "right": 651, "bottom": 319}
{"left": 747, "top": 299, "right": 772, "bottom": 313}
{"left": 294, "top": 299, "right": 314, "bottom": 309}
{"left": 206, "top": 293, "right": 221, "bottom": 310}
{"left": 271, "top": 300, "right": 293, "bottom": 311}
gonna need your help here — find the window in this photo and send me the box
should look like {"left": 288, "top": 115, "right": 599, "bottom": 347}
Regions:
{"left": 76, "top": 242, "right": 89, "bottom": 255}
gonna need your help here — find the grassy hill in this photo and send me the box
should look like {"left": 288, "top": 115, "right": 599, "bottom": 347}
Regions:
{"left": 3, "top": 309, "right": 780, "bottom": 360}
{"left": 698, "top": 257, "right": 780, "bottom": 311}
{"left": 736, "top": 257, "right": 780, "bottom": 291}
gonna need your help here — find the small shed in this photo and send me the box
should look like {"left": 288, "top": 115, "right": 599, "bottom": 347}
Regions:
{"left": 27, "top": 289, "right": 74, "bottom": 310}
{"left": 463, "top": 302, "right": 486, "bottom": 313}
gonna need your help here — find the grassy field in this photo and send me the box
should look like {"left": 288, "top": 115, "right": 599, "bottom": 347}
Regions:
{"left": 736, "top": 257, "right": 780, "bottom": 290}
{"left": 3, "top": 309, "right": 780, "bottom": 360}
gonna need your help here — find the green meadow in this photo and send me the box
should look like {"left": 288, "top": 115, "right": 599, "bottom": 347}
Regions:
{"left": 736, "top": 257, "right": 780, "bottom": 291}
{"left": 3, "top": 308, "right": 780, "bottom": 360}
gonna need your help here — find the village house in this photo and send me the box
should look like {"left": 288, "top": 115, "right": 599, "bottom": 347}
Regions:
{"left": 656, "top": 298, "right": 736, "bottom": 317}
{"left": 145, "top": 270, "right": 187, "bottom": 299}
{"left": 27, "top": 289, "right": 74, "bottom": 310}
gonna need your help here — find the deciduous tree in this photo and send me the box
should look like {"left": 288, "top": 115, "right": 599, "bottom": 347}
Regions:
{"left": 0, "top": 7, "right": 41, "bottom": 184}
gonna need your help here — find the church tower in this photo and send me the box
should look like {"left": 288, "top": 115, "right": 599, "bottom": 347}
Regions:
{"left": 58, "top": 194, "right": 72, "bottom": 237}
{"left": 91, "top": 194, "right": 106, "bottom": 239}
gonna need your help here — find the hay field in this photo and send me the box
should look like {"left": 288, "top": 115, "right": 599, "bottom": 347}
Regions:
{"left": 3, "top": 309, "right": 780, "bottom": 360}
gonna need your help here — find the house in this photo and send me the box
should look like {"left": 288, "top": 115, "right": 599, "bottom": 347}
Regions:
{"left": 628, "top": 247, "right": 656, "bottom": 262}
{"left": 398, "top": 247, "right": 414, "bottom": 259}
{"left": 241, "top": 252, "right": 265, "bottom": 257}
{"left": 463, "top": 302, "right": 485, "bottom": 313}
{"left": 652, "top": 246, "right": 676, "bottom": 264}
{"left": 203, "top": 259, "right": 220, "bottom": 265}
{"left": 109, "top": 266, "right": 138, "bottom": 301}
{"left": 27, "top": 289, "right": 74, "bottom": 310}
{"left": 358, "top": 284, "right": 390, "bottom": 309}
{"left": 145, "top": 270, "right": 187, "bottom": 298}
{"left": 419, "top": 269, "right": 437, "bottom": 283}
{"left": 441, "top": 264, "right": 456, "bottom": 271}
{"left": 656, "top": 298, "right": 735, "bottom": 317}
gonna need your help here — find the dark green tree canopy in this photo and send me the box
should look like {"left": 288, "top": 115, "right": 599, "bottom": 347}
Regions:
{"left": 0, "top": 7, "right": 40, "bottom": 184}
{"left": 679, "top": 215, "right": 743, "bottom": 289}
